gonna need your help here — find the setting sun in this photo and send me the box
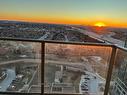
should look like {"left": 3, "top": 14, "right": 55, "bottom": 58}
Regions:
{"left": 94, "top": 22, "right": 106, "bottom": 27}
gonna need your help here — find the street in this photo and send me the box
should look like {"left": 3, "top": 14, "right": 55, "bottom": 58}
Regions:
{"left": 0, "top": 69, "right": 16, "bottom": 91}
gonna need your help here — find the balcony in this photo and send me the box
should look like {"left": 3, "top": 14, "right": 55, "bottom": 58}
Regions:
{"left": 0, "top": 38, "right": 126, "bottom": 95}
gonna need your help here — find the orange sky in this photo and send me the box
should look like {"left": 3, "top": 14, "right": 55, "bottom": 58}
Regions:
{"left": 1, "top": 0, "right": 127, "bottom": 28}
{"left": 1, "top": 14, "right": 127, "bottom": 28}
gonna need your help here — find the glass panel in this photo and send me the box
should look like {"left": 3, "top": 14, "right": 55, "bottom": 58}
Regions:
{"left": 44, "top": 43, "right": 112, "bottom": 94}
{"left": 0, "top": 40, "right": 41, "bottom": 93}
{"left": 109, "top": 49, "right": 127, "bottom": 95}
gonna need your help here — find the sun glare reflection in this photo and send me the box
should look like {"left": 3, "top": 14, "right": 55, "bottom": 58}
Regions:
{"left": 94, "top": 22, "right": 106, "bottom": 27}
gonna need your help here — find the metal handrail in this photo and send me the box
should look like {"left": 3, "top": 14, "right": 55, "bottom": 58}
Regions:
{"left": 0, "top": 37, "right": 114, "bottom": 47}
{"left": 1, "top": 37, "right": 127, "bottom": 52}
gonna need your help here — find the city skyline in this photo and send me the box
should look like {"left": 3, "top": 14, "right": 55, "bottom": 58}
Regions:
{"left": 0, "top": 0, "right": 127, "bottom": 27}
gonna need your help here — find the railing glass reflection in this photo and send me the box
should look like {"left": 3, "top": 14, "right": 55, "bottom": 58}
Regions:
{"left": 0, "top": 40, "right": 41, "bottom": 93}
{"left": 44, "top": 43, "right": 112, "bottom": 95}
{"left": 109, "top": 49, "right": 127, "bottom": 95}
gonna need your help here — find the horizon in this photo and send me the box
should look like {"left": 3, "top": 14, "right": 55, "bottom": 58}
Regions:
{"left": 0, "top": 0, "right": 127, "bottom": 28}
{"left": 1, "top": 19, "right": 127, "bottom": 29}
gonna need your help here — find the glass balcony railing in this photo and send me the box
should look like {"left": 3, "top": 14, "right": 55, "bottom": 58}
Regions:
{"left": 44, "top": 43, "right": 112, "bottom": 95}
{"left": 0, "top": 40, "right": 41, "bottom": 94}
{"left": 109, "top": 48, "right": 127, "bottom": 95}
{"left": 0, "top": 38, "right": 126, "bottom": 95}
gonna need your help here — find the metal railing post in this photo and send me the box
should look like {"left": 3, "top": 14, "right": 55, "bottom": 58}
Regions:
{"left": 104, "top": 46, "right": 117, "bottom": 95}
{"left": 41, "top": 42, "right": 45, "bottom": 94}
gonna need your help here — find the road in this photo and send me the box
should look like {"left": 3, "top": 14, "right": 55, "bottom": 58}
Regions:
{"left": 46, "top": 58, "right": 99, "bottom": 73}
{"left": 0, "top": 59, "right": 41, "bottom": 65}
{"left": 39, "top": 32, "right": 50, "bottom": 40}
{"left": 0, "top": 69, "right": 16, "bottom": 92}
{"left": 45, "top": 60, "right": 86, "bottom": 70}
{"left": 74, "top": 27, "right": 125, "bottom": 47}
{"left": 64, "top": 35, "right": 69, "bottom": 42}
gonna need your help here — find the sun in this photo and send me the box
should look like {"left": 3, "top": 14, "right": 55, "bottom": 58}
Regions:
{"left": 94, "top": 22, "right": 106, "bottom": 27}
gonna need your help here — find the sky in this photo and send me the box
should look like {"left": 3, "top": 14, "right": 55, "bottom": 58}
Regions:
{"left": 0, "top": 0, "right": 127, "bottom": 27}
